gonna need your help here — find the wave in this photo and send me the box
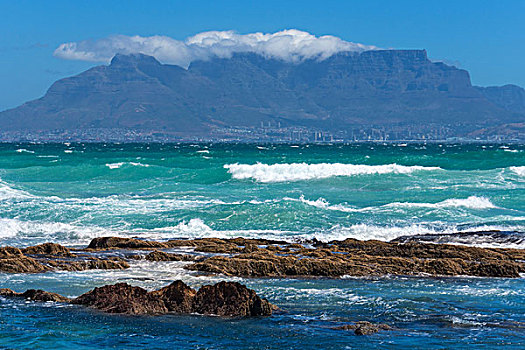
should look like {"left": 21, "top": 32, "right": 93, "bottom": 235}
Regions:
{"left": 393, "top": 230, "right": 525, "bottom": 249}
{"left": 509, "top": 166, "right": 525, "bottom": 177}
{"left": 0, "top": 179, "right": 34, "bottom": 200}
{"left": 224, "top": 162, "right": 442, "bottom": 182}
{"left": 105, "top": 162, "right": 151, "bottom": 169}
{"left": 15, "top": 148, "right": 35, "bottom": 154}
{"left": 0, "top": 217, "right": 113, "bottom": 243}
{"left": 285, "top": 195, "right": 496, "bottom": 213}
{"left": 385, "top": 196, "right": 496, "bottom": 210}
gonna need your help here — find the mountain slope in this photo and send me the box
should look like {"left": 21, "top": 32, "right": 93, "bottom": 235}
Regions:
{"left": 1, "top": 51, "right": 524, "bottom": 139}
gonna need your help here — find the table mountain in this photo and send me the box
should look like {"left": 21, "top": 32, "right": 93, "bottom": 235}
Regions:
{"left": 1, "top": 50, "right": 524, "bottom": 140}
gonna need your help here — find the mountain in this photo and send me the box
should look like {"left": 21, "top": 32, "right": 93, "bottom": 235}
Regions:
{"left": 1, "top": 50, "right": 524, "bottom": 141}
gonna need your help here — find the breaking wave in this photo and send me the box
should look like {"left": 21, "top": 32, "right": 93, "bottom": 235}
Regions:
{"left": 385, "top": 196, "right": 496, "bottom": 210}
{"left": 509, "top": 166, "right": 525, "bottom": 177}
{"left": 105, "top": 162, "right": 150, "bottom": 169}
{"left": 286, "top": 195, "right": 496, "bottom": 213}
{"left": 224, "top": 162, "right": 442, "bottom": 182}
{"left": 0, "top": 179, "right": 34, "bottom": 200}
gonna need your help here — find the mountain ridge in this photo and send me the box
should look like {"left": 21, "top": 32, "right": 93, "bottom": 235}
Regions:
{"left": 1, "top": 50, "right": 524, "bottom": 141}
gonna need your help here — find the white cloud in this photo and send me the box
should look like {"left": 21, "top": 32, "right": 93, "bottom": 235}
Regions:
{"left": 53, "top": 29, "right": 379, "bottom": 68}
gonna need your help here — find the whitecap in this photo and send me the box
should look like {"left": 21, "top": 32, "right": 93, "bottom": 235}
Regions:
{"left": 385, "top": 196, "right": 496, "bottom": 210}
{"left": 509, "top": 166, "right": 525, "bottom": 177}
{"left": 105, "top": 162, "right": 150, "bottom": 169}
{"left": 15, "top": 149, "right": 35, "bottom": 154}
{"left": 224, "top": 162, "right": 442, "bottom": 182}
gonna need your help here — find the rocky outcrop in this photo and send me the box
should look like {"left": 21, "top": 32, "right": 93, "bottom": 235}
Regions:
{"left": 333, "top": 321, "right": 392, "bottom": 335}
{"left": 150, "top": 280, "right": 196, "bottom": 313}
{"left": 192, "top": 281, "right": 273, "bottom": 317}
{"left": 0, "top": 244, "right": 129, "bottom": 273}
{"left": 22, "top": 243, "right": 73, "bottom": 256}
{"left": 0, "top": 288, "right": 70, "bottom": 302}
{"left": 86, "top": 237, "right": 169, "bottom": 250}
{"left": 0, "top": 247, "right": 48, "bottom": 273}
{"left": 179, "top": 237, "right": 524, "bottom": 278}
{"left": 145, "top": 250, "right": 197, "bottom": 262}
{"left": 72, "top": 280, "right": 272, "bottom": 317}
{"left": 73, "top": 283, "right": 169, "bottom": 314}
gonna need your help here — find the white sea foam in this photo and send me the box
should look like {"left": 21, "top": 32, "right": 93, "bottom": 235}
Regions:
{"left": 285, "top": 195, "right": 496, "bottom": 213}
{"left": 0, "top": 218, "right": 112, "bottom": 242}
{"left": 386, "top": 196, "right": 496, "bottom": 210}
{"left": 105, "top": 162, "right": 150, "bottom": 169}
{"left": 0, "top": 179, "right": 34, "bottom": 200}
{"left": 224, "top": 162, "right": 442, "bottom": 182}
{"left": 509, "top": 166, "right": 525, "bottom": 177}
{"left": 15, "top": 149, "right": 35, "bottom": 154}
{"left": 149, "top": 218, "right": 292, "bottom": 240}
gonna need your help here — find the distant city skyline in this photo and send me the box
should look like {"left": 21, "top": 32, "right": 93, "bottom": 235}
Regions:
{"left": 1, "top": 0, "right": 524, "bottom": 111}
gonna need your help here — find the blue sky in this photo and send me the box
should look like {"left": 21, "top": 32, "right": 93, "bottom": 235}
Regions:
{"left": 0, "top": 0, "right": 524, "bottom": 111}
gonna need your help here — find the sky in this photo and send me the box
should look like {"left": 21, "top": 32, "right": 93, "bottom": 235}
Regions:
{"left": 0, "top": 0, "right": 524, "bottom": 111}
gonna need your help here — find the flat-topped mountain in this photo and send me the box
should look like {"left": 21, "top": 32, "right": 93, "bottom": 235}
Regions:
{"left": 1, "top": 51, "right": 524, "bottom": 140}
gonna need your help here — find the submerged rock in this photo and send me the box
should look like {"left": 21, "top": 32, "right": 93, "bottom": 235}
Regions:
{"left": 333, "top": 321, "right": 392, "bottom": 335}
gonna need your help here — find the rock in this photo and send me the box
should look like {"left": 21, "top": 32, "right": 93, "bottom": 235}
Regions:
{"left": 0, "top": 245, "right": 129, "bottom": 273}
{"left": 73, "top": 283, "right": 169, "bottom": 315}
{"left": 184, "top": 237, "right": 525, "bottom": 278}
{"left": 86, "top": 237, "right": 168, "bottom": 250}
{"left": 0, "top": 288, "right": 69, "bottom": 302}
{"left": 333, "top": 321, "right": 392, "bottom": 335}
{"left": 150, "top": 280, "right": 196, "bottom": 313}
{"left": 192, "top": 281, "right": 273, "bottom": 317}
{"left": 22, "top": 243, "right": 73, "bottom": 257}
{"left": 21, "top": 289, "right": 71, "bottom": 303}
{"left": 0, "top": 288, "right": 20, "bottom": 297}
{"left": 0, "top": 247, "right": 48, "bottom": 273}
{"left": 145, "top": 250, "right": 196, "bottom": 262}
{"left": 4, "top": 280, "right": 273, "bottom": 317}
{"left": 73, "top": 281, "right": 272, "bottom": 317}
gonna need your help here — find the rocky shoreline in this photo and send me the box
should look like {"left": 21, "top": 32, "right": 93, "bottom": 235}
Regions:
{"left": 1, "top": 235, "right": 524, "bottom": 278}
{"left": 86, "top": 235, "right": 525, "bottom": 278}
{"left": 1, "top": 234, "right": 523, "bottom": 334}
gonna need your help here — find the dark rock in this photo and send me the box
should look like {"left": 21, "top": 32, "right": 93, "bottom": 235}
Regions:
{"left": 0, "top": 288, "right": 69, "bottom": 302}
{"left": 0, "top": 288, "right": 20, "bottom": 297}
{"left": 21, "top": 289, "right": 71, "bottom": 303}
{"left": 333, "top": 321, "right": 392, "bottom": 335}
{"left": 193, "top": 281, "right": 273, "bottom": 317}
{"left": 73, "top": 283, "right": 169, "bottom": 315}
{"left": 4, "top": 280, "right": 273, "bottom": 317}
{"left": 150, "top": 280, "right": 196, "bottom": 313}
{"left": 73, "top": 280, "right": 272, "bottom": 317}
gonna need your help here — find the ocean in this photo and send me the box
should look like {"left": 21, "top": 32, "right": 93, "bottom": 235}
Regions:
{"left": 0, "top": 142, "right": 524, "bottom": 349}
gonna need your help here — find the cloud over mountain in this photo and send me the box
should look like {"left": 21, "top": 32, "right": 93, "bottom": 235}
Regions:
{"left": 53, "top": 29, "right": 379, "bottom": 68}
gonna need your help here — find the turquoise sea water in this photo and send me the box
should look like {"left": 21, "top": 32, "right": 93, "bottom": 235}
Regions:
{"left": 0, "top": 142, "right": 524, "bottom": 349}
